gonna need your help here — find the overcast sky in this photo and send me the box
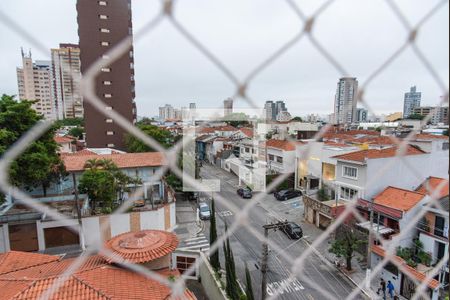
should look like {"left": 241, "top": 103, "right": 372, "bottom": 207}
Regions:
{"left": 0, "top": 0, "right": 448, "bottom": 118}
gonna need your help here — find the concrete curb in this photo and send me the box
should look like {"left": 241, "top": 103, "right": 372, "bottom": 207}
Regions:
{"left": 195, "top": 220, "right": 205, "bottom": 236}
{"left": 302, "top": 238, "right": 372, "bottom": 299}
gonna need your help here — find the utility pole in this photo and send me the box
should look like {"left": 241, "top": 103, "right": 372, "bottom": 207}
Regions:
{"left": 366, "top": 201, "right": 374, "bottom": 289}
{"left": 261, "top": 221, "right": 289, "bottom": 300}
{"left": 72, "top": 173, "right": 86, "bottom": 250}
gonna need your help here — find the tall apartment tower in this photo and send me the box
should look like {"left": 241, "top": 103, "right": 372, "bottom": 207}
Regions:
{"left": 334, "top": 77, "right": 358, "bottom": 124}
{"left": 76, "top": 0, "right": 136, "bottom": 150}
{"left": 159, "top": 104, "right": 175, "bottom": 121}
{"left": 51, "top": 44, "right": 83, "bottom": 120}
{"left": 16, "top": 50, "right": 57, "bottom": 120}
{"left": 264, "top": 101, "right": 276, "bottom": 121}
{"left": 403, "top": 86, "right": 421, "bottom": 119}
{"left": 224, "top": 98, "right": 233, "bottom": 117}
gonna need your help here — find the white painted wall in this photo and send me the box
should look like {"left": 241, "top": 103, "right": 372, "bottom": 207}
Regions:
{"left": 0, "top": 225, "right": 8, "bottom": 252}
{"left": 110, "top": 214, "right": 131, "bottom": 237}
{"left": 82, "top": 216, "right": 101, "bottom": 248}
{"left": 140, "top": 209, "right": 165, "bottom": 231}
{"left": 366, "top": 153, "right": 448, "bottom": 200}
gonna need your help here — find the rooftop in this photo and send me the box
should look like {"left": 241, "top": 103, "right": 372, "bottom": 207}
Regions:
{"left": 63, "top": 152, "right": 165, "bottom": 172}
{"left": 416, "top": 176, "right": 449, "bottom": 200}
{"left": 332, "top": 145, "right": 426, "bottom": 163}
{"left": 266, "top": 139, "right": 302, "bottom": 151}
{"left": 103, "top": 230, "right": 179, "bottom": 264}
{"left": 373, "top": 186, "right": 425, "bottom": 212}
{"left": 0, "top": 233, "right": 195, "bottom": 300}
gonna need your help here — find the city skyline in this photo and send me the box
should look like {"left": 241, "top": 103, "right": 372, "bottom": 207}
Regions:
{"left": 0, "top": 0, "right": 448, "bottom": 118}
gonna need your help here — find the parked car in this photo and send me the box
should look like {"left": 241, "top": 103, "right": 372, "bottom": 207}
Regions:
{"left": 281, "top": 222, "right": 303, "bottom": 239}
{"left": 198, "top": 202, "right": 211, "bottom": 220}
{"left": 187, "top": 192, "right": 199, "bottom": 201}
{"left": 274, "top": 189, "right": 302, "bottom": 201}
{"left": 237, "top": 188, "right": 253, "bottom": 199}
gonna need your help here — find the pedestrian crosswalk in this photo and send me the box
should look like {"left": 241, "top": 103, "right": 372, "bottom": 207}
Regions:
{"left": 217, "top": 210, "right": 233, "bottom": 217}
{"left": 178, "top": 234, "right": 210, "bottom": 252}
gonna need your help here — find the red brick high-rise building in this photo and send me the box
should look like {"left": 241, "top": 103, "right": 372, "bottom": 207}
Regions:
{"left": 77, "top": 0, "right": 136, "bottom": 150}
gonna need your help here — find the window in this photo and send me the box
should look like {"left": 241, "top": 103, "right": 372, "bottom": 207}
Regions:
{"left": 107, "top": 143, "right": 115, "bottom": 147}
{"left": 101, "top": 67, "right": 111, "bottom": 72}
{"left": 100, "top": 28, "right": 110, "bottom": 33}
{"left": 176, "top": 256, "right": 196, "bottom": 277}
{"left": 102, "top": 55, "right": 110, "bottom": 59}
{"left": 340, "top": 187, "right": 358, "bottom": 200}
{"left": 276, "top": 156, "right": 283, "bottom": 163}
{"left": 101, "top": 42, "right": 110, "bottom": 47}
{"left": 443, "top": 142, "right": 449, "bottom": 151}
{"left": 343, "top": 166, "right": 358, "bottom": 179}
{"left": 245, "top": 148, "right": 250, "bottom": 153}
{"left": 105, "top": 106, "right": 113, "bottom": 110}
{"left": 98, "top": 1, "right": 107, "bottom": 5}
{"left": 99, "top": 14, "right": 108, "bottom": 20}
{"left": 103, "top": 81, "right": 112, "bottom": 85}
{"left": 435, "top": 216, "right": 446, "bottom": 237}
{"left": 104, "top": 94, "right": 112, "bottom": 98}
{"left": 106, "top": 131, "right": 114, "bottom": 136}
{"left": 268, "top": 154, "right": 275, "bottom": 161}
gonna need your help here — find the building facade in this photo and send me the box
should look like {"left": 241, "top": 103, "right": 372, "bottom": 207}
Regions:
{"left": 264, "top": 100, "right": 288, "bottom": 121}
{"left": 224, "top": 98, "right": 233, "bottom": 117}
{"left": 412, "top": 106, "right": 449, "bottom": 125}
{"left": 356, "top": 108, "right": 368, "bottom": 122}
{"left": 334, "top": 77, "right": 358, "bottom": 125}
{"left": 16, "top": 50, "right": 56, "bottom": 120}
{"left": 403, "top": 86, "right": 422, "bottom": 119}
{"left": 77, "top": 0, "right": 137, "bottom": 150}
{"left": 159, "top": 104, "right": 175, "bottom": 121}
{"left": 51, "top": 43, "right": 83, "bottom": 119}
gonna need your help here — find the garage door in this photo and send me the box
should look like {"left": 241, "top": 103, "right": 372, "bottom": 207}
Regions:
{"left": 44, "top": 227, "right": 79, "bottom": 249}
{"left": 9, "top": 223, "right": 39, "bottom": 252}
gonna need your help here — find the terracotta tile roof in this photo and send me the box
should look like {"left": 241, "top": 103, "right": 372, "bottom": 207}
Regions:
{"left": 0, "top": 245, "right": 196, "bottom": 300}
{"left": 371, "top": 245, "right": 440, "bottom": 289}
{"left": 54, "top": 136, "right": 74, "bottom": 143}
{"left": 215, "top": 125, "right": 238, "bottom": 132}
{"left": 373, "top": 187, "right": 425, "bottom": 212}
{"left": 62, "top": 152, "right": 165, "bottom": 172}
{"left": 416, "top": 177, "right": 449, "bottom": 199}
{"left": 0, "top": 252, "right": 59, "bottom": 276}
{"left": 0, "top": 280, "right": 34, "bottom": 299}
{"left": 413, "top": 134, "right": 449, "bottom": 140}
{"left": 239, "top": 127, "right": 254, "bottom": 138}
{"left": 266, "top": 139, "right": 301, "bottom": 151}
{"left": 103, "top": 230, "right": 179, "bottom": 264}
{"left": 332, "top": 145, "right": 426, "bottom": 162}
{"left": 197, "top": 127, "right": 216, "bottom": 134}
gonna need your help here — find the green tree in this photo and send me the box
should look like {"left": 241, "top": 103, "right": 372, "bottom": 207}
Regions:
{"left": 406, "top": 114, "right": 425, "bottom": 120}
{"left": 124, "top": 124, "right": 174, "bottom": 152}
{"left": 244, "top": 263, "right": 255, "bottom": 300}
{"left": 54, "top": 117, "right": 84, "bottom": 127}
{"left": 68, "top": 126, "right": 84, "bottom": 139}
{"left": 291, "top": 116, "right": 303, "bottom": 122}
{"left": 223, "top": 222, "right": 240, "bottom": 300}
{"left": 209, "top": 199, "right": 221, "bottom": 271}
{"left": 329, "top": 227, "right": 365, "bottom": 271}
{"left": 443, "top": 129, "right": 449, "bottom": 137}
{"left": 78, "top": 159, "right": 141, "bottom": 213}
{"left": 0, "top": 94, "right": 64, "bottom": 196}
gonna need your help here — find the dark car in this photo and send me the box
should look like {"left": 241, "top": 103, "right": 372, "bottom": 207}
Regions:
{"left": 281, "top": 222, "right": 303, "bottom": 239}
{"left": 274, "top": 189, "right": 302, "bottom": 201}
{"left": 237, "top": 188, "right": 253, "bottom": 199}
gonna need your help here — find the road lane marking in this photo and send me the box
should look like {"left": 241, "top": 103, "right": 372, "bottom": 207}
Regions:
{"left": 217, "top": 210, "right": 233, "bottom": 217}
{"left": 266, "top": 279, "right": 305, "bottom": 296}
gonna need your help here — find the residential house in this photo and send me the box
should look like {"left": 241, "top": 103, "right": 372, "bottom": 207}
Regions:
{"left": 0, "top": 151, "right": 175, "bottom": 254}
{"left": 54, "top": 135, "right": 76, "bottom": 153}
{"left": 265, "top": 139, "right": 299, "bottom": 174}
{"left": 416, "top": 177, "right": 449, "bottom": 289}
{"left": 331, "top": 145, "right": 448, "bottom": 202}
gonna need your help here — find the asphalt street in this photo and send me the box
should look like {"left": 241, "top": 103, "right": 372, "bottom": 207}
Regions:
{"left": 199, "top": 163, "right": 365, "bottom": 300}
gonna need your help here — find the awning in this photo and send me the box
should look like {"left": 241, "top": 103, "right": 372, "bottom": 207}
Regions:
{"left": 357, "top": 221, "right": 395, "bottom": 235}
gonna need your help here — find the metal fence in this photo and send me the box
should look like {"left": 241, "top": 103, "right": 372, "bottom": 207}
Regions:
{"left": 0, "top": 0, "right": 448, "bottom": 299}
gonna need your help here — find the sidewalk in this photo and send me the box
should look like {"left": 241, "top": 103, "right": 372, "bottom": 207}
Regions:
{"left": 175, "top": 200, "right": 203, "bottom": 239}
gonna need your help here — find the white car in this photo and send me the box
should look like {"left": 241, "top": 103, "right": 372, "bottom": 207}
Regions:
{"left": 198, "top": 203, "right": 211, "bottom": 220}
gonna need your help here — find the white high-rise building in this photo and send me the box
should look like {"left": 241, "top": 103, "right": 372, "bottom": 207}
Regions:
{"left": 51, "top": 44, "right": 83, "bottom": 119}
{"left": 159, "top": 104, "right": 175, "bottom": 121}
{"left": 17, "top": 50, "right": 57, "bottom": 120}
{"left": 334, "top": 77, "right": 358, "bottom": 124}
